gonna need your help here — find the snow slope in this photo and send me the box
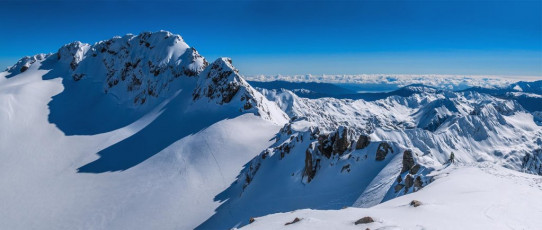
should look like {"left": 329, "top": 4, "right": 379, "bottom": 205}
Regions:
{"left": 0, "top": 31, "right": 287, "bottom": 229}
{"left": 240, "top": 164, "right": 542, "bottom": 230}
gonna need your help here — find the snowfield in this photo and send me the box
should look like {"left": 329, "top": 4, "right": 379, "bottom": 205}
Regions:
{"left": 0, "top": 62, "right": 282, "bottom": 229}
{"left": 0, "top": 31, "right": 541, "bottom": 230}
{"left": 240, "top": 164, "right": 542, "bottom": 230}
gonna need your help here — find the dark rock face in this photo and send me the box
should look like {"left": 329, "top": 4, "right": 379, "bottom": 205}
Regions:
{"left": 401, "top": 150, "right": 416, "bottom": 173}
{"left": 303, "top": 149, "right": 316, "bottom": 182}
{"left": 192, "top": 59, "right": 241, "bottom": 104}
{"left": 313, "top": 126, "right": 353, "bottom": 159}
{"left": 20, "top": 66, "right": 29, "bottom": 73}
{"left": 341, "top": 164, "right": 351, "bottom": 173}
{"left": 332, "top": 126, "right": 350, "bottom": 155}
{"left": 375, "top": 142, "right": 393, "bottom": 161}
{"left": 410, "top": 164, "right": 421, "bottom": 174}
{"left": 394, "top": 160, "right": 429, "bottom": 195}
{"left": 414, "top": 176, "right": 423, "bottom": 190}
{"left": 355, "top": 216, "right": 374, "bottom": 225}
{"left": 355, "top": 134, "right": 371, "bottom": 150}
{"left": 404, "top": 174, "right": 414, "bottom": 189}
{"left": 317, "top": 134, "right": 333, "bottom": 158}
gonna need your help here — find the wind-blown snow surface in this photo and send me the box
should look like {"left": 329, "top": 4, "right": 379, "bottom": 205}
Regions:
{"left": 240, "top": 163, "right": 542, "bottom": 230}
{"left": 0, "top": 31, "right": 287, "bottom": 229}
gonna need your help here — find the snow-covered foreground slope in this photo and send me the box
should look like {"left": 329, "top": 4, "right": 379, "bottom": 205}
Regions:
{"left": 240, "top": 164, "right": 542, "bottom": 230}
{"left": 0, "top": 31, "right": 287, "bottom": 229}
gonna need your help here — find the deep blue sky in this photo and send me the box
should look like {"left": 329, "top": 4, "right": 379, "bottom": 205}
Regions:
{"left": 1, "top": 0, "right": 541, "bottom": 76}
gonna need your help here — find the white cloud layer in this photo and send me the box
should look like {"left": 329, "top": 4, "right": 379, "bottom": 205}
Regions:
{"left": 245, "top": 74, "right": 541, "bottom": 89}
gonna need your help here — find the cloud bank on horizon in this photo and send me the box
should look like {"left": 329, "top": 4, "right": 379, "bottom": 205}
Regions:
{"left": 245, "top": 74, "right": 541, "bottom": 90}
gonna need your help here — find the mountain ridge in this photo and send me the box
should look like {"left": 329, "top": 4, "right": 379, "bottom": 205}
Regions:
{"left": 1, "top": 31, "right": 541, "bottom": 230}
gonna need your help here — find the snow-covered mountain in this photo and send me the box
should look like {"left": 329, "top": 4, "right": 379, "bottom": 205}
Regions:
{"left": 0, "top": 31, "right": 287, "bottom": 229}
{"left": 199, "top": 83, "right": 541, "bottom": 229}
{"left": 1, "top": 31, "right": 541, "bottom": 230}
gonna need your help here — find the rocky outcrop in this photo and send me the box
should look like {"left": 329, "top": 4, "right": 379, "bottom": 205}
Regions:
{"left": 401, "top": 150, "right": 416, "bottom": 173}
{"left": 392, "top": 148, "right": 431, "bottom": 195}
{"left": 311, "top": 126, "right": 352, "bottom": 159}
{"left": 192, "top": 57, "right": 288, "bottom": 124}
{"left": 355, "top": 134, "right": 370, "bottom": 150}
{"left": 375, "top": 142, "right": 393, "bottom": 161}
{"left": 404, "top": 174, "right": 414, "bottom": 189}
{"left": 332, "top": 126, "right": 350, "bottom": 154}
{"left": 354, "top": 216, "right": 374, "bottom": 225}
{"left": 414, "top": 176, "right": 423, "bottom": 190}
{"left": 192, "top": 58, "right": 241, "bottom": 104}
{"left": 303, "top": 149, "right": 316, "bottom": 182}
{"left": 317, "top": 133, "right": 333, "bottom": 158}
{"left": 410, "top": 200, "right": 422, "bottom": 207}
{"left": 285, "top": 217, "right": 301, "bottom": 225}
{"left": 341, "top": 164, "right": 351, "bottom": 173}
{"left": 5, "top": 53, "right": 51, "bottom": 78}
{"left": 410, "top": 164, "right": 421, "bottom": 174}
{"left": 301, "top": 126, "right": 356, "bottom": 182}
